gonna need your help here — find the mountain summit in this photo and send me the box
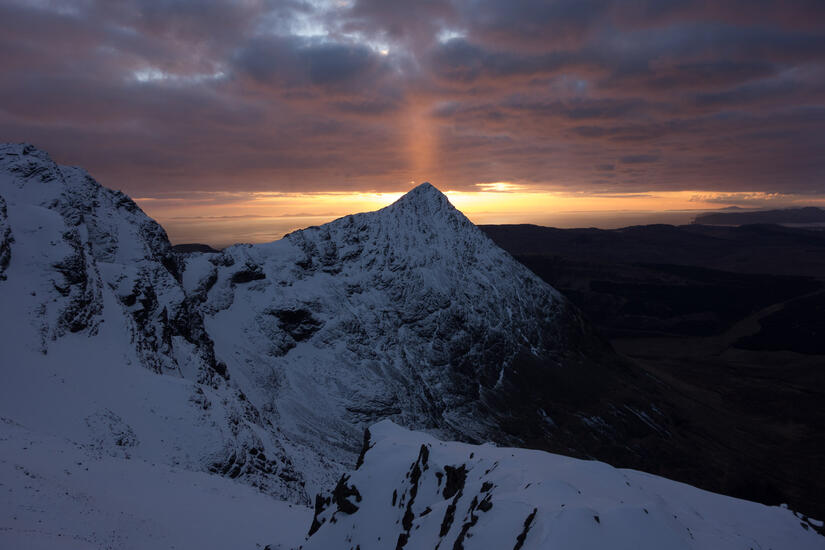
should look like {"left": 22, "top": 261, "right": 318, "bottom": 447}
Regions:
{"left": 391, "top": 181, "right": 453, "bottom": 210}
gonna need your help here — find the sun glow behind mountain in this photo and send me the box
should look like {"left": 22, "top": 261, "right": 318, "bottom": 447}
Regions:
{"left": 135, "top": 186, "right": 825, "bottom": 248}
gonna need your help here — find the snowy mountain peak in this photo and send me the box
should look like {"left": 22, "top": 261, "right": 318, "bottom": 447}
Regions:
{"left": 0, "top": 141, "right": 51, "bottom": 161}
{"left": 390, "top": 182, "right": 453, "bottom": 212}
{"left": 401, "top": 181, "right": 444, "bottom": 198}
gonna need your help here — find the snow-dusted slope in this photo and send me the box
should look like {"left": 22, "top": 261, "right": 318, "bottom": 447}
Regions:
{"left": 303, "top": 420, "right": 825, "bottom": 550}
{"left": 0, "top": 418, "right": 311, "bottom": 550}
{"left": 0, "top": 143, "right": 306, "bottom": 502}
{"left": 0, "top": 142, "right": 680, "bottom": 504}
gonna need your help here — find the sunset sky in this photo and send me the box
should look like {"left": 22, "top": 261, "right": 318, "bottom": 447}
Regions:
{"left": 1, "top": 0, "right": 824, "bottom": 246}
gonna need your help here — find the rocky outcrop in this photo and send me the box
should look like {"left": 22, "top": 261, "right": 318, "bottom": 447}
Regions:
{"left": 0, "top": 195, "right": 13, "bottom": 281}
{"left": 302, "top": 421, "right": 824, "bottom": 550}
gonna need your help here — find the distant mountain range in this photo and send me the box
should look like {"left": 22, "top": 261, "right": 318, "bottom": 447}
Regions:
{"left": 694, "top": 206, "right": 825, "bottom": 226}
{"left": 172, "top": 242, "right": 220, "bottom": 254}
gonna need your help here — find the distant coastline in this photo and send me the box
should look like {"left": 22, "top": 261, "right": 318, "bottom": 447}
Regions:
{"left": 692, "top": 206, "right": 825, "bottom": 226}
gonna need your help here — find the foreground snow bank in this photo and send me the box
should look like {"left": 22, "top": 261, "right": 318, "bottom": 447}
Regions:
{"left": 304, "top": 420, "right": 824, "bottom": 550}
{"left": 0, "top": 418, "right": 311, "bottom": 550}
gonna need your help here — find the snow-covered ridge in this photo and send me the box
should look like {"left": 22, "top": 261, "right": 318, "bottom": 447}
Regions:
{"left": 2, "top": 142, "right": 677, "bottom": 507}
{"left": 303, "top": 420, "right": 824, "bottom": 550}
{"left": 0, "top": 142, "right": 582, "bottom": 504}
{"left": 0, "top": 143, "right": 307, "bottom": 502}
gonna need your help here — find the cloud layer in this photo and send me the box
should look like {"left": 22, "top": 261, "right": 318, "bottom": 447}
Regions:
{"left": 1, "top": 0, "right": 823, "bottom": 197}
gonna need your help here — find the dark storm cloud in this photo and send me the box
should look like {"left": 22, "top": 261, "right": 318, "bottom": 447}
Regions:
{"left": 235, "top": 36, "right": 382, "bottom": 89}
{"left": 427, "top": 38, "right": 599, "bottom": 85}
{"left": 0, "top": 0, "right": 824, "bottom": 196}
{"left": 456, "top": 0, "right": 612, "bottom": 51}
{"left": 505, "top": 97, "right": 652, "bottom": 121}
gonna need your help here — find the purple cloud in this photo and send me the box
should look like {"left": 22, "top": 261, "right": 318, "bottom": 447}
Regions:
{"left": 0, "top": 0, "right": 822, "bottom": 197}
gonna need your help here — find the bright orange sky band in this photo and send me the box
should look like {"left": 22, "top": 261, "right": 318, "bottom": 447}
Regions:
{"left": 135, "top": 184, "right": 825, "bottom": 248}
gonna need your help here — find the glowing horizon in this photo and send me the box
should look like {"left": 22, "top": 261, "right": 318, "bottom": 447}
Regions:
{"left": 135, "top": 185, "right": 825, "bottom": 248}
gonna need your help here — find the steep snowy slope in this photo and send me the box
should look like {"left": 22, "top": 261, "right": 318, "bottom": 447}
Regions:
{"left": 303, "top": 421, "right": 825, "bottom": 550}
{"left": 187, "top": 181, "right": 677, "bottom": 496}
{"left": 0, "top": 143, "right": 306, "bottom": 502}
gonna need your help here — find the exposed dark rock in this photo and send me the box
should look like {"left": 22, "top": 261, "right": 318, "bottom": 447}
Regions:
{"left": 332, "top": 474, "right": 362, "bottom": 515}
{"left": 443, "top": 465, "right": 467, "bottom": 500}
{"left": 0, "top": 196, "right": 12, "bottom": 281}
{"left": 439, "top": 490, "right": 462, "bottom": 538}
{"left": 395, "top": 445, "right": 431, "bottom": 549}
{"left": 209, "top": 251, "right": 235, "bottom": 267}
{"left": 308, "top": 494, "right": 331, "bottom": 536}
{"left": 271, "top": 308, "right": 322, "bottom": 342}
{"left": 231, "top": 263, "right": 266, "bottom": 284}
{"left": 477, "top": 497, "right": 493, "bottom": 513}
{"left": 512, "top": 508, "right": 537, "bottom": 550}
{"left": 355, "top": 428, "right": 372, "bottom": 470}
{"left": 52, "top": 231, "right": 103, "bottom": 336}
{"left": 453, "top": 496, "right": 479, "bottom": 550}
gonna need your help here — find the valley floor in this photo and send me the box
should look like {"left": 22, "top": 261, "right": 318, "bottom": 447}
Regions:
{"left": 481, "top": 223, "right": 825, "bottom": 519}
{"left": 614, "top": 332, "right": 825, "bottom": 521}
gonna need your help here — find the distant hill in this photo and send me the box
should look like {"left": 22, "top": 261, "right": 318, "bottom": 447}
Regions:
{"left": 693, "top": 206, "right": 825, "bottom": 225}
{"left": 480, "top": 222, "right": 825, "bottom": 277}
{"left": 171, "top": 243, "right": 220, "bottom": 253}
